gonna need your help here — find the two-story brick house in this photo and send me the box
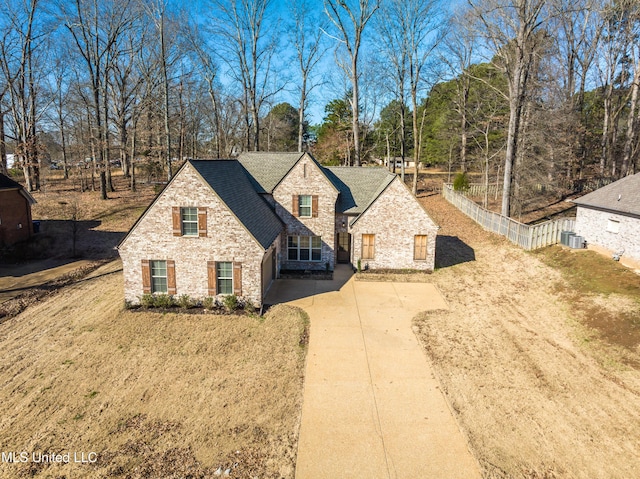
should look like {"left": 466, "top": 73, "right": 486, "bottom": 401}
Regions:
{"left": 118, "top": 152, "right": 439, "bottom": 307}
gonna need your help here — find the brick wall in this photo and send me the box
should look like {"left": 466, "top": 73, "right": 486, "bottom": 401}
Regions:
{"left": 119, "top": 163, "right": 272, "bottom": 306}
{"left": 350, "top": 178, "right": 438, "bottom": 271}
{"left": 0, "top": 190, "right": 32, "bottom": 246}
{"left": 575, "top": 206, "right": 640, "bottom": 262}
{"left": 273, "top": 155, "right": 339, "bottom": 270}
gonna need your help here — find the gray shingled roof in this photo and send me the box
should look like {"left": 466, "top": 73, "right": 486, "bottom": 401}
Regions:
{"left": 324, "top": 167, "right": 396, "bottom": 215}
{"left": 573, "top": 172, "right": 640, "bottom": 217}
{"left": 189, "top": 160, "right": 283, "bottom": 248}
{"left": 237, "top": 152, "right": 304, "bottom": 193}
{"left": 0, "top": 172, "right": 23, "bottom": 189}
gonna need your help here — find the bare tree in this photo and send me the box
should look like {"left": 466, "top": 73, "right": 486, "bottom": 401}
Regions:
{"left": 324, "top": 0, "right": 380, "bottom": 166}
{"left": 0, "top": 0, "right": 44, "bottom": 191}
{"left": 212, "top": 0, "right": 280, "bottom": 152}
{"left": 467, "top": 0, "right": 547, "bottom": 217}
{"left": 549, "top": 0, "right": 603, "bottom": 180}
{"left": 63, "top": 0, "right": 137, "bottom": 199}
{"left": 289, "top": 0, "right": 328, "bottom": 153}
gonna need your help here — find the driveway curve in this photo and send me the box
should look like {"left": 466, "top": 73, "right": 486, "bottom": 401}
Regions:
{"left": 265, "top": 266, "right": 481, "bottom": 479}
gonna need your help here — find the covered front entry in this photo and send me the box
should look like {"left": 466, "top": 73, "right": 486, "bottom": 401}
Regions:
{"left": 337, "top": 232, "right": 351, "bottom": 264}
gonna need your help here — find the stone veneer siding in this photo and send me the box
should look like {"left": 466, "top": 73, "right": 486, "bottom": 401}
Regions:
{"left": 119, "top": 163, "right": 274, "bottom": 306}
{"left": 350, "top": 178, "right": 438, "bottom": 271}
{"left": 575, "top": 206, "right": 640, "bottom": 262}
{"left": 273, "top": 155, "right": 339, "bottom": 270}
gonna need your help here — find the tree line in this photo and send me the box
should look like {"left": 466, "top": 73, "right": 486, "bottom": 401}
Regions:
{"left": 0, "top": 0, "right": 638, "bottom": 218}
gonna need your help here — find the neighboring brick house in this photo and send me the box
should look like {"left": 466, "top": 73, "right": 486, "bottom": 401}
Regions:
{"left": 573, "top": 172, "right": 640, "bottom": 264}
{"left": 0, "top": 173, "right": 36, "bottom": 247}
{"left": 118, "top": 152, "right": 438, "bottom": 306}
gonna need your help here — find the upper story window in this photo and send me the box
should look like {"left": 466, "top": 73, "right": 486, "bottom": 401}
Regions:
{"left": 173, "top": 206, "right": 206, "bottom": 237}
{"left": 181, "top": 207, "right": 198, "bottom": 236}
{"left": 299, "top": 195, "right": 312, "bottom": 217}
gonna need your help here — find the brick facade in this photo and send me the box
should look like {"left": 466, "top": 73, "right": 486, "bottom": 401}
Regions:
{"left": 119, "top": 164, "right": 272, "bottom": 306}
{"left": 575, "top": 206, "right": 640, "bottom": 263}
{"left": 0, "top": 189, "right": 33, "bottom": 246}
{"left": 350, "top": 178, "right": 438, "bottom": 271}
{"left": 119, "top": 156, "right": 440, "bottom": 306}
{"left": 273, "top": 156, "right": 339, "bottom": 271}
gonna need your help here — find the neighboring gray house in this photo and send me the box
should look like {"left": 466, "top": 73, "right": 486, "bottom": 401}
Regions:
{"left": 573, "top": 172, "right": 640, "bottom": 264}
{"left": 118, "top": 152, "right": 438, "bottom": 306}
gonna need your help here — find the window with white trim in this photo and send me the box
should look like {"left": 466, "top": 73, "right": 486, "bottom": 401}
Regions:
{"left": 151, "top": 260, "right": 168, "bottom": 293}
{"left": 298, "top": 195, "right": 312, "bottom": 217}
{"left": 288, "top": 235, "right": 322, "bottom": 261}
{"left": 181, "top": 207, "right": 198, "bottom": 236}
{"left": 217, "top": 262, "right": 233, "bottom": 294}
{"left": 607, "top": 218, "right": 620, "bottom": 234}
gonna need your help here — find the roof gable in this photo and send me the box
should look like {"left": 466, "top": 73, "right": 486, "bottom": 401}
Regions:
{"left": 573, "top": 173, "right": 640, "bottom": 217}
{"left": 188, "top": 160, "right": 283, "bottom": 248}
{"left": 237, "top": 152, "right": 304, "bottom": 193}
{"left": 323, "top": 166, "right": 396, "bottom": 215}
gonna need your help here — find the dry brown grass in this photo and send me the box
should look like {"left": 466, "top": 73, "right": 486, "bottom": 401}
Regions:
{"left": 0, "top": 261, "right": 308, "bottom": 479}
{"left": 414, "top": 194, "right": 640, "bottom": 479}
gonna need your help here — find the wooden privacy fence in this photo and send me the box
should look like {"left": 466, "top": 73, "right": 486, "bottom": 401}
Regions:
{"left": 442, "top": 184, "right": 576, "bottom": 250}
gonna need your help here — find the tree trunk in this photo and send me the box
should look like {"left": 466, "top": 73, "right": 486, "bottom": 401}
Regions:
{"left": 0, "top": 110, "right": 6, "bottom": 174}
{"left": 621, "top": 59, "right": 640, "bottom": 177}
{"left": 351, "top": 56, "right": 360, "bottom": 166}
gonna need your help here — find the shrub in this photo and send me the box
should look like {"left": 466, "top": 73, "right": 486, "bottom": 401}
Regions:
{"left": 202, "top": 296, "right": 215, "bottom": 310}
{"left": 152, "top": 294, "right": 174, "bottom": 308}
{"left": 223, "top": 294, "right": 238, "bottom": 312}
{"left": 453, "top": 172, "right": 470, "bottom": 191}
{"left": 177, "top": 294, "right": 194, "bottom": 309}
{"left": 244, "top": 299, "right": 256, "bottom": 313}
{"left": 357, "top": 258, "right": 362, "bottom": 273}
{"left": 123, "top": 300, "right": 134, "bottom": 310}
{"left": 140, "top": 294, "right": 155, "bottom": 308}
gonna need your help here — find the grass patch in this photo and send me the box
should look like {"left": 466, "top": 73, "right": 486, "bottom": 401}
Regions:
{"left": 533, "top": 246, "right": 640, "bottom": 297}
{"left": 0, "top": 271, "right": 308, "bottom": 478}
{"left": 534, "top": 245, "right": 640, "bottom": 354}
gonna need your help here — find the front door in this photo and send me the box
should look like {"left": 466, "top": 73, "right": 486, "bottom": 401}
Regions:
{"left": 337, "top": 232, "right": 351, "bottom": 264}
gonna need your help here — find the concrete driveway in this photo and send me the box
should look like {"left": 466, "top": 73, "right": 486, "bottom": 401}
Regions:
{"left": 265, "top": 266, "right": 481, "bottom": 479}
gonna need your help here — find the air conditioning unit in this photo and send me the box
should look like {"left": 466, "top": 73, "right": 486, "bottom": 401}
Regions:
{"left": 560, "top": 231, "right": 575, "bottom": 246}
{"left": 569, "top": 235, "right": 584, "bottom": 249}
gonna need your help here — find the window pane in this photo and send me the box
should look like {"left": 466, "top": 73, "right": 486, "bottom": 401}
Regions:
{"left": 312, "top": 249, "right": 321, "bottom": 261}
{"left": 312, "top": 236, "right": 321, "bottom": 248}
{"left": 299, "top": 195, "right": 312, "bottom": 207}
{"left": 151, "top": 260, "right": 166, "bottom": 276}
{"left": 150, "top": 260, "right": 167, "bottom": 293}
{"left": 217, "top": 262, "right": 233, "bottom": 278}
{"left": 300, "top": 236, "right": 310, "bottom": 248}
{"left": 299, "top": 195, "right": 312, "bottom": 217}
{"left": 218, "top": 278, "right": 233, "bottom": 295}
{"left": 300, "top": 248, "right": 310, "bottom": 260}
{"left": 152, "top": 277, "right": 167, "bottom": 293}
{"left": 181, "top": 207, "right": 198, "bottom": 236}
{"left": 182, "top": 207, "right": 197, "bottom": 221}
{"left": 288, "top": 236, "right": 298, "bottom": 247}
{"left": 288, "top": 248, "right": 298, "bottom": 260}
{"left": 217, "top": 262, "right": 233, "bottom": 294}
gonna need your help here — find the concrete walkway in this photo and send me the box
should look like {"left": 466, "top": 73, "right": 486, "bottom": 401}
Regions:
{"left": 265, "top": 266, "right": 481, "bottom": 479}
